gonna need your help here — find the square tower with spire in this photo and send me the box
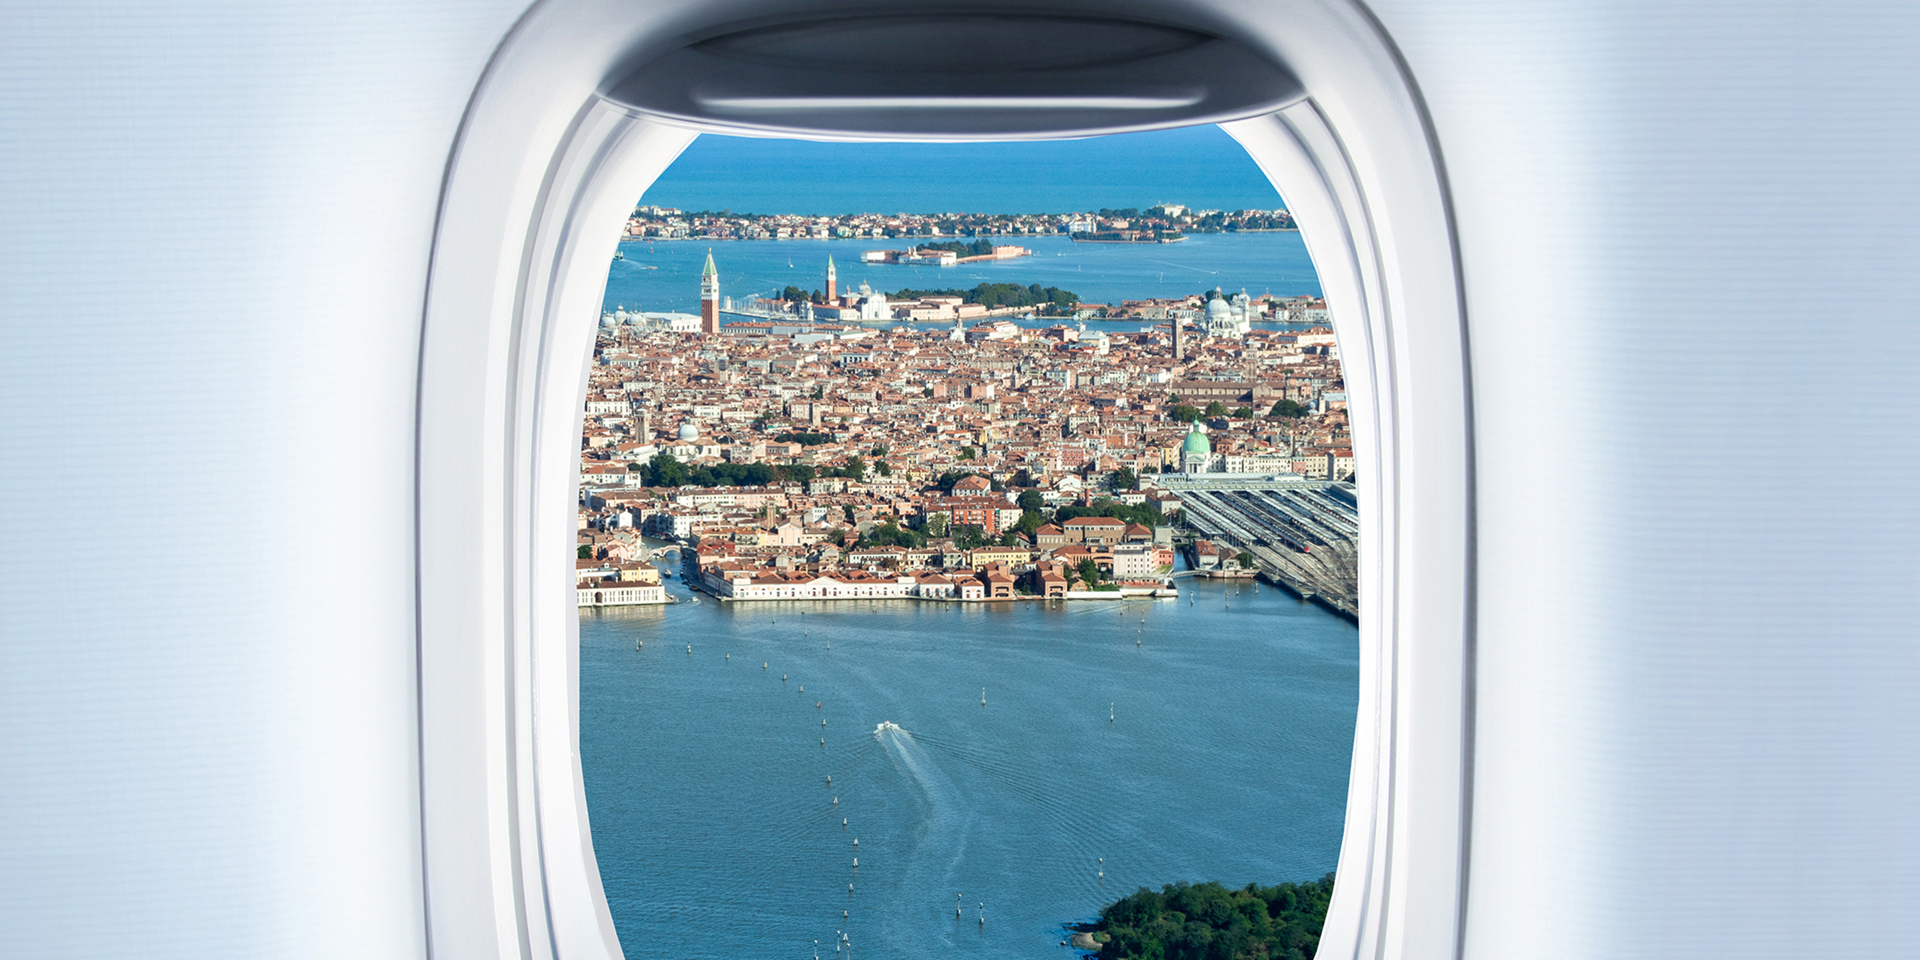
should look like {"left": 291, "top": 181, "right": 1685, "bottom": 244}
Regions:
{"left": 700, "top": 249, "right": 720, "bottom": 335}
{"left": 825, "top": 254, "right": 836, "bottom": 301}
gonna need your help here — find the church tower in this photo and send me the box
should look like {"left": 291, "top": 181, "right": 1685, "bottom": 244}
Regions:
{"left": 700, "top": 249, "right": 720, "bottom": 335}
{"left": 1171, "top": 314, "right": 1185, "bottom": 361}
{"left": 825, "top": 255, "right": 837, "bottom": 301}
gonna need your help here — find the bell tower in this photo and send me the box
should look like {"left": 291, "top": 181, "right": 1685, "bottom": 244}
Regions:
{"left": 699, "top": 249, "right": 720, "bottom": 335}
{"left": 825, "top": 255, "right": 837, "bottom": 301}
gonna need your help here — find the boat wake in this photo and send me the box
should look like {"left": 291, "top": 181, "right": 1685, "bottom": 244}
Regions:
{"left": 871, "top": 719, "right": 974, "bottom": 946}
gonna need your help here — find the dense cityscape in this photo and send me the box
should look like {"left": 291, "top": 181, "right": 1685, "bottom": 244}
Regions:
{"left": 625, "top": 203, "right": 1298, "bottom": 243}
{"left": 576, "top": 248, "right": 1356, "bottom": 613}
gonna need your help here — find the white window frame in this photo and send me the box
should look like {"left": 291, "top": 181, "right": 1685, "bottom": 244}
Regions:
{"left": 415, "top": 3, "right": 1473, "bottom": 960}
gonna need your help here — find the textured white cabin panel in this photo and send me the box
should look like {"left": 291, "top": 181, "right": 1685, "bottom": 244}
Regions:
{"left": 1371, "top": 2, "right": 1920, "bottom": 957}
{"left": 0, "top": 2, "right": 531, "bottom": 958}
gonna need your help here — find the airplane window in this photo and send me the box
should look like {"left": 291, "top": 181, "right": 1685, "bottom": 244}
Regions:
{"left": 572, "top": 124, "right": 1358, "bottom": 960}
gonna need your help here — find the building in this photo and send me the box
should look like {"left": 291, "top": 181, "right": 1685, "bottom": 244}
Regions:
{"left": 577, "top": 581, "right": 667, "bottom": 607}
{"left": 1203, "top": 289, "right": 1254, "bottom": 338}
{"left": 1180, "top": 422, "right": 1218, "bottom": 473}
{"left": 1169, "top": 379, "right": 1280, "bottom": 405}
{"left": 700, "top": 249, "right": 720, "bottom": 335}
{"left": 1111, "top": 543, "right": 1170, "bottom": 579}
{"left": 1060, "top": 516, "right": 1126, "bottom": 545}
{"left": 825, "top": 255, "right": 836, "bottom": 300}
{"left": 951, "top": 475, "right": 992, "bottom": 497}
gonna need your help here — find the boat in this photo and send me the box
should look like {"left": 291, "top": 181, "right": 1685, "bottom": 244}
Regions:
{"left": 613, "top": 250, "right": 624, "bottom": 260}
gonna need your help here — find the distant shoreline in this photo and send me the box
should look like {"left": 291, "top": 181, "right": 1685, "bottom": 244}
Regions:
{"left": 619, "top": 230, "right": 1298, "bottom": 242}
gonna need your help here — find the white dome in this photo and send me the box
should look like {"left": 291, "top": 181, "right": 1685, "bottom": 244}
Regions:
{"left": 1206, "top": 297, "right": 1230, "bottom": 317}
{"left": 676, "top": 422, "right": 699, "bottom": 441}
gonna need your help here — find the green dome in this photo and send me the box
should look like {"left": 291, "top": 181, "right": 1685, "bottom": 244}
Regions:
{"left": 1180, "top": 424, "right": 1211, "bottom": 456}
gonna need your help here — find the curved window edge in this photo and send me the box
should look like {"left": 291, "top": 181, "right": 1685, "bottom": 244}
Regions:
{"left": 415, "top": 3, "right": 1471, "bottom": 958}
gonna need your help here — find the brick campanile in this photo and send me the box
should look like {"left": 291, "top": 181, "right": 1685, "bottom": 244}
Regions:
{"left": 826, "top": 255, "right": 837, "bottom": 301}
{"left": 700, "top": 249, "right": 720, "bottom": 335}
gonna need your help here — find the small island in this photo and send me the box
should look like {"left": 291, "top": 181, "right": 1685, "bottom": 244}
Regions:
{"left": 1074, "top": 876, "right": 1335, "bottom": 960}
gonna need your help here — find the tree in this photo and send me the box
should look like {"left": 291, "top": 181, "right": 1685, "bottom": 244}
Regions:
{"left": 843, "top": 455, "right": 866, "bottom": 482}
{"left": 1236, "top": 551, "right": 1258, "bottom": 570}
{"left": 874, "top": 460, "right": 892, "bottom": 477}
{"left": 1108, "top": 467, "right": 1138, "bottom": 492}
{"left": 862, "top": 520, "right": 923, "bottom": 549}
{"left": 936, "top": 470, "right": 985, "bottom": 494}
{"left": 959, "top": 445, "right": 977, "bottom": 460}
{"left": 1203, "top": 400, "right": 1229, "bottom": 417}
{"left": 842, "top": 505, "right": 856, "bottom": 523}
{"left": 577, "top": 544, "right": 592, "bottom": 559}
{"left": 1017, "top": 489, "right": 1046, "bottom": 513}
{"left": 869, "top": 444, "right": 888, "bottom": 457}
{"left": 1268, "top": 398, "right": 1307, "bottom": 418}
{"left": 1231, "top": 406, "right": 1254, "bottom": 419}
{"left": 647, "top": 452, "right": 690, "bottom": 488}
{"left": 954, "top": 525, "right": 988, "bottom": 550}
{"left": 888, "top": 282, "right": 1079, "bottom": 310}
{"left": 1077, "top": 557, "right": 1103, "bottom": 584}
{"left": 810, "top": 384, "right": 824, "bottom": 400}
{"left": 1056, "top": 498, "right": 1165, "bottom": 527}
{"left": 1171, "top": 404, "right": 1203, "bottom": 423}
{"left": 1092, "top": 876, "right": 1335, "bottom": 960}
{"left": 923, "top": 514, "right": 949, "bottom": 538}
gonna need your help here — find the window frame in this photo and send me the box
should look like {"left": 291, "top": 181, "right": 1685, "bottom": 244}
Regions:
{"left": 415, "top": 3, "right": 1473, "bottom": 959}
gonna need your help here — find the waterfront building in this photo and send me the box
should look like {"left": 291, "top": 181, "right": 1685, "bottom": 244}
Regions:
{"left": 1203, "top": 288, "right": 1254, "bottom": 338}
{"left": 1110, "top": 543, "right": 1165, "bottom": 579}
{"left": 577, "top": 580, "right": 667, "bottom": 607}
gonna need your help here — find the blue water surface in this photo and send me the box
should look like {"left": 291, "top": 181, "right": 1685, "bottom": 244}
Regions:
{"left": 604, "top": 232, "right": 1322, "bottom": 318}
{"left": 638, "top": 126, "right": 1289, "bottom": 216}
{"left": 580, "top": 577, "right": 1357, "bottom": 960}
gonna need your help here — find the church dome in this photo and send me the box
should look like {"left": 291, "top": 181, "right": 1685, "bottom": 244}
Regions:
{"left": 1206, "top": 296, "right": 1231, "bottom": 318}
{"left": 676, "top": 421, "right": 700, "bottom": 441}
{"left": 1181, "top": 423, "right": 1211, "bottom": 456}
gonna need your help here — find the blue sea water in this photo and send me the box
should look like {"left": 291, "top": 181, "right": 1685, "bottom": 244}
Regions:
{"left": 604, "top": 232, "right": 1322, "bottom": 319}
{"left": 638, "top": 125, "right": 1290, "bottom": 216}
{"left": 581, "top": 576, "right": 1358, "bottom": 960}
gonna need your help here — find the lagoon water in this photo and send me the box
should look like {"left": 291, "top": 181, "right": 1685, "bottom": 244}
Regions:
{"left": 580, "top": 575, "right": 1357, "bottom": 960}
{"left": 636, "top": 126, "right": 1293, "bottom": 217}
{"left": 604, "top": 231, "right": 1324, "bottom": 321}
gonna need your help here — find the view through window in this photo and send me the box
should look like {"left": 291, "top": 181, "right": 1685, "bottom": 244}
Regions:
{"left": 575, "top": 125, "right": 1359, "bottom": 960}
